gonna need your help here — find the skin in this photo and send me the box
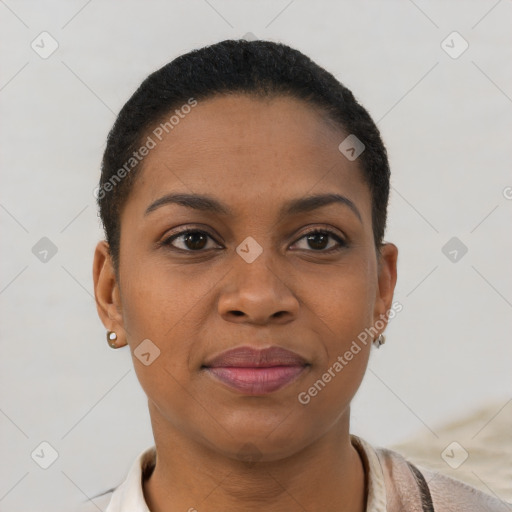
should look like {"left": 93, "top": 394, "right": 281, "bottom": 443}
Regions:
{"left": 93, "top": 93, "right": 398, "bottom": 512}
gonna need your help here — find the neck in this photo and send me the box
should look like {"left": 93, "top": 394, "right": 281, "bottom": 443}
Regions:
{"left": 143, "top": 403, "right": 366, "bottom": 512}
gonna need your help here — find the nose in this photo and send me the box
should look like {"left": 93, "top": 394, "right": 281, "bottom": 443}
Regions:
{"left": 218, "top": 255, "right": 299, "bottom": 326}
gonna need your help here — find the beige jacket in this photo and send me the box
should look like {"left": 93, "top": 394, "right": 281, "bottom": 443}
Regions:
{"left": 77, "top": 435, "right": 510, "bottom": 511}
{"left": 370, "top": 442, "right": 510, "bottom": 511}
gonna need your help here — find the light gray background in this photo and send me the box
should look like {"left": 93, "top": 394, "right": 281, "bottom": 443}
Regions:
{"left": 1, "top": 1, "right": 511, "bottom": 511}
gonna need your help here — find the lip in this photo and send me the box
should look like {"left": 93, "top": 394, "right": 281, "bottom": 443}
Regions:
{"left": 202, "top": 346, "right": 309, "bottom": 395}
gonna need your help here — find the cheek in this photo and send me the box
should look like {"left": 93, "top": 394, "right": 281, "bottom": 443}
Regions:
{"left": 118, "top": 262, "right": 205, "bottom": 394}
{"left": 294, "top": 275, "right": 374, "bottom": 430}
{"left": 119, "top": 257, "right": 213, "bottom": 344}
{"left": 305, "top": 262, "right": 376, "bottom": 352}
{"left": 294, "top": 259, "right": 375, "bottom": 408}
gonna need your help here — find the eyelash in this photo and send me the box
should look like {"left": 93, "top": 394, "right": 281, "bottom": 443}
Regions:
{"left": 159, "top": 226, "right": 348, "bottom": 254}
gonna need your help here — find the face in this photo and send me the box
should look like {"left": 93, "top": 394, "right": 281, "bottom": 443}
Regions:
{"left": 93, "top": 94, "right": 398, "bottom": 462}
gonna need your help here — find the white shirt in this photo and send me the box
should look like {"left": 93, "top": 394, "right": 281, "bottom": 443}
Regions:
{"left": 78, "top": 435, "right": 387, "bottom": 511}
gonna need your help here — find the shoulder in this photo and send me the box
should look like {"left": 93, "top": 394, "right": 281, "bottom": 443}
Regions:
{"left": 375, "top": 445, "right": 511, "bottom": 511}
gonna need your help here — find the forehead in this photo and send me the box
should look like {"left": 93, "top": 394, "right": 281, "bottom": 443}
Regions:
{"left": 123, "top": 94, "right": 371, "bottom": 222}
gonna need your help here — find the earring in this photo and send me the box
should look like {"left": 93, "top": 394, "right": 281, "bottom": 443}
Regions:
{"left": 374, "top": 333, "right": 386, "bottom": 348}
{"left": 107, "top": 330, "right": 118, "bottom": 348}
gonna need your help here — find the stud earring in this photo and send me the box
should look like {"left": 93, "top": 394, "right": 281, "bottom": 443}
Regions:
{"left": 374, "top": 333, "right": 386, "bottom": 348}
{"left": 107, "top": 330, "right": 118, "bottom": 348}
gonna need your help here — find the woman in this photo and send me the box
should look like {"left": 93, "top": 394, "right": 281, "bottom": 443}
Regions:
{"left": 89, "top": 39, "right": 507, "bottom": 511}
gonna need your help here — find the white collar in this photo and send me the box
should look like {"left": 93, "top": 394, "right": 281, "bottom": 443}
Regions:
{"left": 104, "top": 435, "right": 387, "bottom": 511}
{"left": 104, "top": 446, "right": 155, "bottom": 512}
{"left": 351, "top": 435, "right": 387, "bottom": 511}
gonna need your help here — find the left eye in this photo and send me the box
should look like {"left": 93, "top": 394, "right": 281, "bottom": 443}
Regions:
{"left": 291, "top": 229, "right": 347, "bottom": 252}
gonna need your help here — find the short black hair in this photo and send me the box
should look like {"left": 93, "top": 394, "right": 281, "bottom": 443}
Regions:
{"left": 97, "top": 39, "right": 390, "bottom": 277}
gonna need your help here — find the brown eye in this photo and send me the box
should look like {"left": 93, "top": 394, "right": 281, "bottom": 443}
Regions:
{"left": 291, "top": 229, "right": 347, "bottom": 252}
{"left": 162, "top": 230, "right": 220, "bottom": 252}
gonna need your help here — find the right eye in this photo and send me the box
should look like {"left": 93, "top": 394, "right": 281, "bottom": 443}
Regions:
{"left": 160, "top": 229, "right": 222, "bottom": 252}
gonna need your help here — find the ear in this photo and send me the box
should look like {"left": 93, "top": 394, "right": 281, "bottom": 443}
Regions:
{"left": 92, "top": 240, "right": 127, "bottom": 347}
{"left": 373, "top": 242, "right": 398, "bottom": 331}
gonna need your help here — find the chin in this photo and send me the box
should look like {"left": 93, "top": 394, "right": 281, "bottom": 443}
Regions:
{"left": 204, "top": 417, "right": 314, "bottom": 462}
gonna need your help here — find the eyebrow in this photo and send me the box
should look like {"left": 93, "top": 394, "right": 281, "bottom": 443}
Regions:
{"left": 144, "top": 192, "right": 362, "bottom": 223}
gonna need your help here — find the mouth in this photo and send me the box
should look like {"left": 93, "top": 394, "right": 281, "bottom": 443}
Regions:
{"left": 202, "top": 345, "right": 310, "bottom": 395}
